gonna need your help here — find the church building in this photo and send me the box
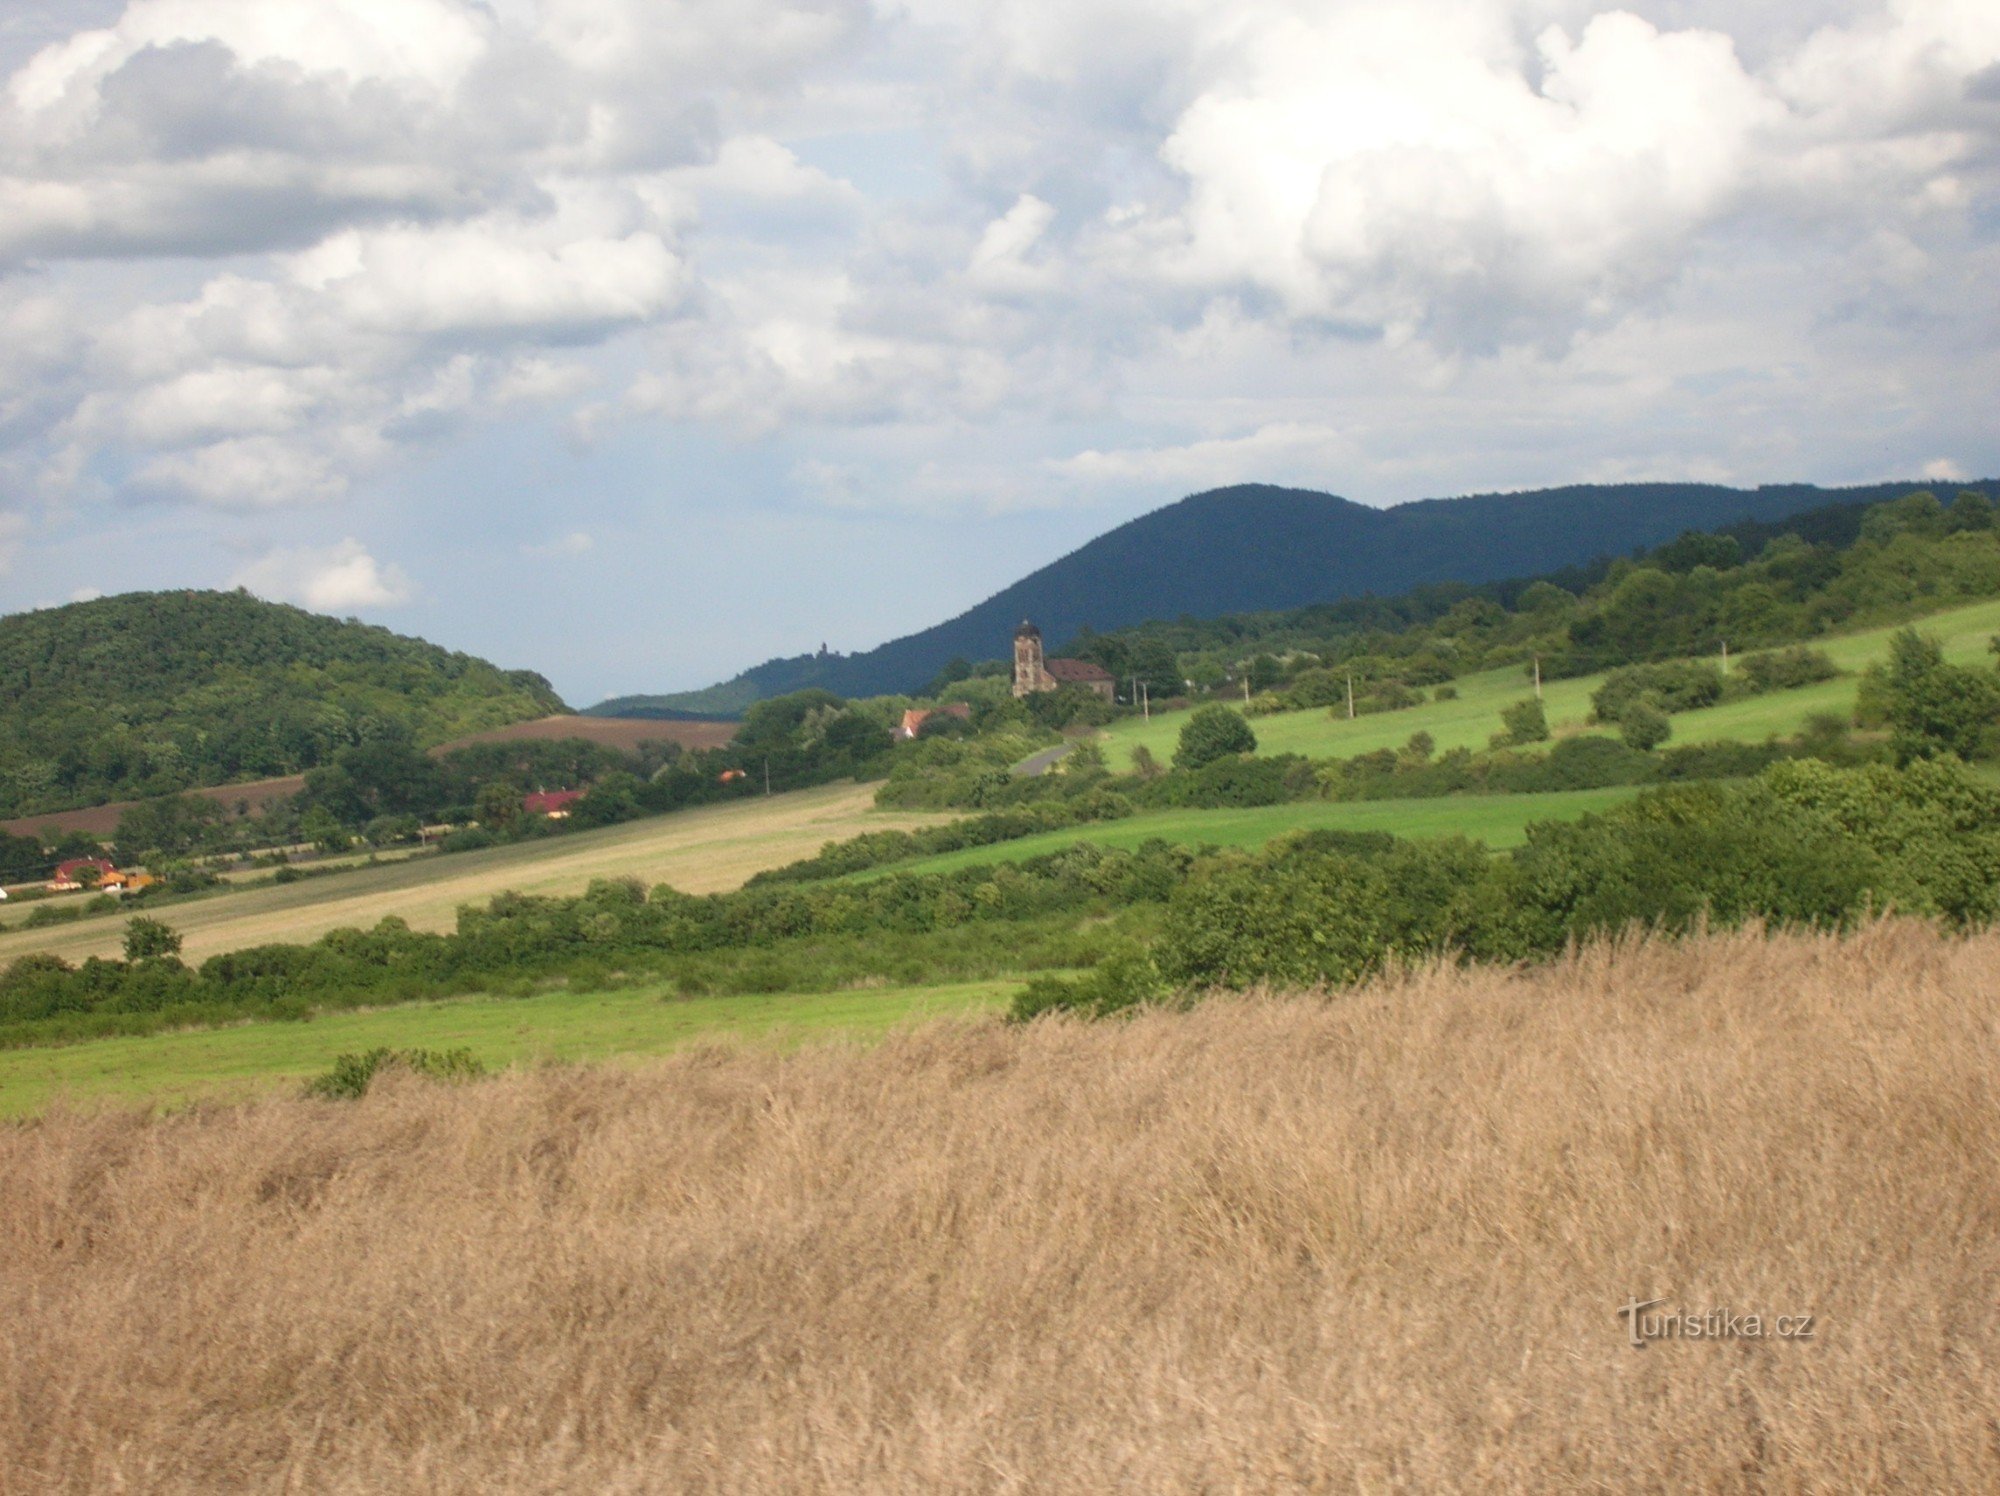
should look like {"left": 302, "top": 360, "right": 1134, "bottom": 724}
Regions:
{"left": 1011, "top": 620, "right": 1116, "bottom": 701}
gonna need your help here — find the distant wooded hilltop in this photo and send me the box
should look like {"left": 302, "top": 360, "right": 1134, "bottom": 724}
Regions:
{"left": 593, "top": 478, "right": 1999, "bottom": 716}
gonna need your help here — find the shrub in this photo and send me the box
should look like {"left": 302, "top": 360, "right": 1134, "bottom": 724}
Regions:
{"left": 1880, "top": 628, "right": 2000, "bottom": 764}
{"left": 156, "top": 865, "right": 222, "bottom": 896}
{"left": 1484, "top": 736, "right": 1652, "bottom": 792}
{"left": 1159, "top": 753, "right": 1313, "bottom": 809}
{"left": 306, "top": 1047, "right": 486, "bottom": 1100}
{"left": 440, "top": 826, "right": 498, "bottom": 855}
{"left": 1007, "top": 950, "right": 1162, "bottom": 1022}
{"left": 122, "top": 917, "right": 183, "bottom": 961}
{"left": 1593, "top": 662, "right": 1724, "bottom": 721}
{"left": 365, "top": 814, "right": 423, "bottom": 847}
{"left": 1158, "top": 852, "right": 1392, "bottom": 989}
{"left": 1359, "top": 681, "right": 1422, "bottom": 715}
{"left": 1433, "top": 684, "right": 1459, "bottom": 701}
{"left": 1174, "top": 705, "right": 1258, "bottom": 770}
{"left": 1495, "top": 697, "right": 1549, "bottom": 747}
{"left": 1736, "top": 646, "right": 1839, "bottom": 694}
{"left": 1620, "top": 700, "right": 1672, "bottom": 752}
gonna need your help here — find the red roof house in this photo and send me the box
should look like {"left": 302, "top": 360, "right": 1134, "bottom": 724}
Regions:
{"left": 50, "top": 857, "right": 118, "bottom": 891}
{"left": 522, "top": 789, "right": 586, "bottom": 819}
{"left": 895, "top": 702, "right": 973, "bottom": 740}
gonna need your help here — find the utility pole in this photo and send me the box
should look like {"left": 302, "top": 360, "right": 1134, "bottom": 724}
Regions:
{"left": 1141, "top": 681, "right": 1150, "bottom": 722}
{"left": 763, "top": 757, "right": 771, "bottom": 796}
{"left": 1346, "top": 673, "right": 1356, "bottom": 720}
{"left": 1720, "top": 639, "right": 1729, "bottom": 674}
{"left": 1243, "top": 676, "right": 1251, "bottom": 707}
{"left": 1533, "top": 654, "right": 1543, "bottom": 699}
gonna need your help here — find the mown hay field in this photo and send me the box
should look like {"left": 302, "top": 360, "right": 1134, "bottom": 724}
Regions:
{"left": 0, "top": 783, "right": 952, "bottom": 966}
{"left": 3, "top": 920, "right": 1995, "bottom": 1491}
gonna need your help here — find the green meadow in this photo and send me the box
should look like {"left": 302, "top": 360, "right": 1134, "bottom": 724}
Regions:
{"left": 0, "top": 977, "right": 1014, "bottom": 1119}
{"left": 859, "top": 786, "right": 1646, "bottom": 881}
{"left": 1096, "top": 596, "right": 2000, "bottom": 770}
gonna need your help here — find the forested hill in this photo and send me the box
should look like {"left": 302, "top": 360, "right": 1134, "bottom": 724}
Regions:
{"left": 596, "top": 479, "right": 1984, "bottom": 715}
{"left": 0, "top": 590, "right": 565, "bottom": 817}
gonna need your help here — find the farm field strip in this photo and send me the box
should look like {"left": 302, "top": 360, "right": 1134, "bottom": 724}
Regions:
{"left": 856, "top": 786, "right": 1646, "bottom": 881}
{"left": 0, "top": 976, "right": 1015, "bottom": 1119}
{"left": 0, "top": 783, "right": 953, "bottom": 967}
{"left": 1096, "top": 596, "right": 2000, "bottom": 770}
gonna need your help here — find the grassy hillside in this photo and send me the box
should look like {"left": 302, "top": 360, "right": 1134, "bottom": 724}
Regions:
{"left": 618, "top": 479, "right": 1957, "bottom": 710}
{"left": 0, "top": 590, "right": 565, "bottom": 817}
{"left": 5, "top": 921, "right": 1994, "bottom": 1489}
{"left": 0, "top": 782, "right": 950, "bottom": 965}
{"left": 0, "top": 976, "right": 1012, "bottom": 1119}
{"left": 1099, "top": 595, "right": 2000, "bottom": 769}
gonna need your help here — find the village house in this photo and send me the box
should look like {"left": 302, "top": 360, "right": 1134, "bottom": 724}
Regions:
{"left": 1011, "top": 621, "right": 1115, "bottom": 701}
{"left": 895, "top": 702, "right": 973, "bottom": 740}
{"left": 49, "top": 860, "right": 118, "bottom": 896}
{"left": 522, "top": 790, "right": 585, "bottom": 819}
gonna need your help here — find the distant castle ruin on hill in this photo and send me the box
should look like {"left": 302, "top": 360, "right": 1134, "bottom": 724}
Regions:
{"left": 1011, "top": 621, "right": 1115, "bottom": 701}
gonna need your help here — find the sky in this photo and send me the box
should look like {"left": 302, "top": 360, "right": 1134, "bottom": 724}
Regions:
{"left": 1, "top": 1, "right": 1996, "bottom": 705}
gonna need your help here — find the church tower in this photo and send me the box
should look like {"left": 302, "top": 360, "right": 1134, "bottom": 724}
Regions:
{"left": 1011, "top": 619, "right": 1048, "bottom": 697}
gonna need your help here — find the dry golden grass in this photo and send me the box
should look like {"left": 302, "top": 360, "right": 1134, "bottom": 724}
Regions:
{"left": 3, "top": 920, "right": 1998, "bottom": 1492}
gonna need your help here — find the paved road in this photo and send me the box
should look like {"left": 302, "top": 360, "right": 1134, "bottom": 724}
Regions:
{"left": 1012, "top": 742, "right": 1077, "bottom": 778}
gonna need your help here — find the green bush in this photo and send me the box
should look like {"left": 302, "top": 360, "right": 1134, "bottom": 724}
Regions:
{"left": 1007, "top": 949, "right": 1163, "bottom": 1021}
{"left": 1495, "top": 697, "right": 1550, "bottom": 746}
{"left": 1879, "top": 628, "right": 2000, "bottom": 764}
{"left": 1174, "top": 705, "right": 1258, "bottom": 770}
{"left": 1620, "top": 700, "right": 1672, "bottom": 751}
{"left": 1736, "top": 646, "right": 1839, "bottom": 693}
{"left": 1157, "top": 753, "right": 1313, "bottom": 809}
{"left": 1593, "top": 661, "right": 1725, "bottom": 721}
{"left": 1158, "top": 851, "right": 1392, "bottom": 989}
{"left": 122, "top": 916, "right": 183, "bottom": 961}
{"left": 306, "top": 1046, "right": 486, "bottom": 1100}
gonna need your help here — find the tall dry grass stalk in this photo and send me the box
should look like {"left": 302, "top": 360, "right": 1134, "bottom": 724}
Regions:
{"left": 3, "top": 919, "right": 1998, "bottom": 1492}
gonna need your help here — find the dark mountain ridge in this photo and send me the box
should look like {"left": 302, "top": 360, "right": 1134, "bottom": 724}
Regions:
{"left": 596, "top": 479, "right": 1993, "bottom": 714}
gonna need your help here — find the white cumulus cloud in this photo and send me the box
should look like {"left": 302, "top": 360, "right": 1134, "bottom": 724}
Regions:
{"left": 0, "top": 0, "right": 1997, "bottom": 646}
{"left": 230, "top": 536, "right": 413, "bottom": 610}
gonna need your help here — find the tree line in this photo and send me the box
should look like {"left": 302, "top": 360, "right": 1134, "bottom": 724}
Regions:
{"left": 6, "top": 757, "right": 1998, "bottom": 1047}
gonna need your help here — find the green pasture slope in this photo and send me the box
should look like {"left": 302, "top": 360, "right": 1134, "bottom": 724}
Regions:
{"left": 860, "top": 786, "right": 1645, "bottom": 883}
{"left": 0, "top": 978, "right": 1014, "bottom": 1119}
{"left": 1097, "top": 597, "right": 2000, "bottom": 770}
